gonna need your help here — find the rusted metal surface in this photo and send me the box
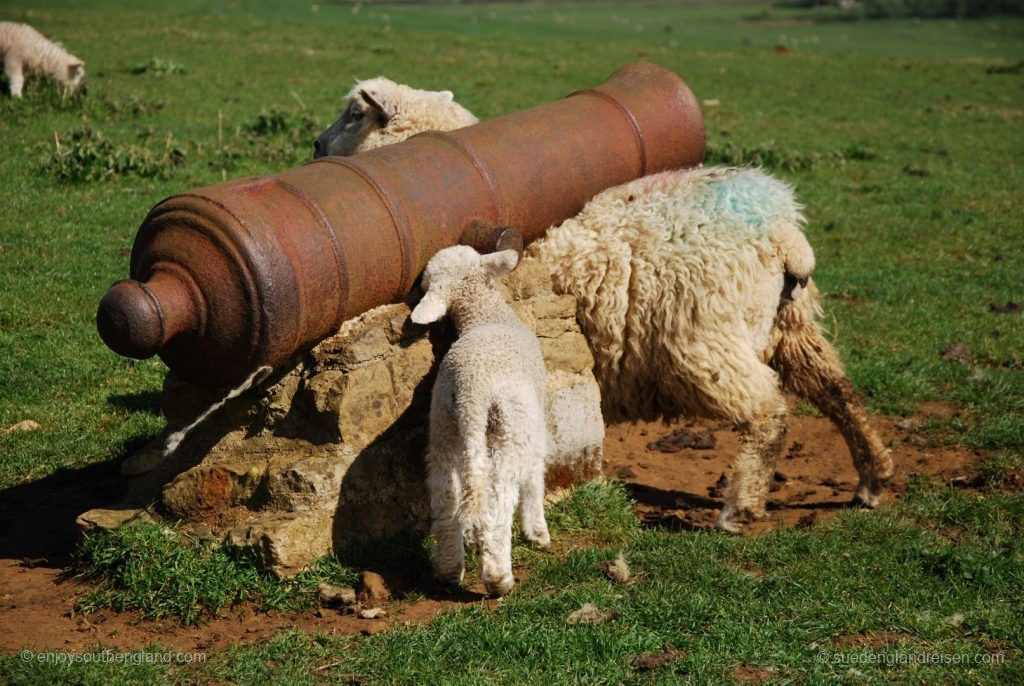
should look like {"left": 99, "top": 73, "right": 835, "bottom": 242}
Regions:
{"left": 97, "top": 62, "right": 706, "bottom": 387}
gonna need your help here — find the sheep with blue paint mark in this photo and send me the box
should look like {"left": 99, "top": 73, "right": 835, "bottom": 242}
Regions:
{"left": 315, "top": 81, "right": 894, "bottom": 533}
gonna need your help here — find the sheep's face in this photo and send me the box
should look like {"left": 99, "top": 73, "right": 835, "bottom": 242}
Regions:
{"left": 64, "top": 61, "right": 85, "bottom": 91}
{"left": 313, "top": 89, "right": 390, "bottom": 158}
{"left": 411, "top": 247, "right": 518, "bottom": 324}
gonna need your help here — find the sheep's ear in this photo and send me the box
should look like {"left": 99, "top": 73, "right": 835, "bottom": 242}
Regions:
{"left": 410, "top": 292, "right": 447, "bottom": 324}
{"left": 359, "top": 89, "right": 393, "bottom": 124}
{"left": 481, "top": 250, "right": 519, "bottom": 280}
{"left": 68, "top": 62, "right": 84, "bottom": 78}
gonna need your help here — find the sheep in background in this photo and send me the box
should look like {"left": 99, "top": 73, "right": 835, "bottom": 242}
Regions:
{"left": 320, "top": 82, "right": 893, "bottom": 533}
{"left": 0, "top": 22, "right": 85, "bottom": 98}
{"left": 313, "top": 77, "right": 477, "bottom": 158}
{"left": 411, "top": 245, "right": 550, "bottom": 596}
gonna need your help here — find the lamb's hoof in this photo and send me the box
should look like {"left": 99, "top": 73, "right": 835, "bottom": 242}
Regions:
{"left": 525, "top": 528, "right": 551, "bottom": 549}
{"left": 483, "top": 574, "right": 515, "bottom": 597}
{"left": 432, "top": 566, "right": 465, "bottom": 586}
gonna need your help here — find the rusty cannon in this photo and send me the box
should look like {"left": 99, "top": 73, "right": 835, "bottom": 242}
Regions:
{"left": 97, "top": 62, "right": 706, "bottom": 387}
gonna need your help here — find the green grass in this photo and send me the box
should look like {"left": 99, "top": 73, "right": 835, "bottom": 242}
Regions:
{"left": 11, "top": 480, "right": 1020, "bottom": 684}
{"left": 0, "top": 1, "right": 1022, "bottom": 683}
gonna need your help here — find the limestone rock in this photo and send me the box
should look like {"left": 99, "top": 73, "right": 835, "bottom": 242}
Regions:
{"left": 75, "top": 507, "right": 153, "bottom": 535}
{"left": 98, "top": 254, "right": 604, "bottom": 577}
{"left": 225, "top": 510, "right": 333, "bottom": 578}
{"left": 317, "top": 583, "right": 357, "bottom": 607}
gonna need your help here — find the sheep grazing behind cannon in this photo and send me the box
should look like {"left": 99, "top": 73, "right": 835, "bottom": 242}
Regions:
{"left": 412, "top": 246, "right": 550, "bottom": 596}
{"left": 0, "top": 22, "right": 85, "bottom": 98}
{"left": 324, "top": 78, "right": 894, "bottom": 532}
{"left": 313, "top": 77, "right": 478, "bottom": 158}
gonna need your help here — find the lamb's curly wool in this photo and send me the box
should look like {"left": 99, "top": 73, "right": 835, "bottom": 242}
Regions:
{"left": 313, "top": 77, "right": 478, "bottom": 158}
{"left": 0, "top": 22, "right": 85, "bottom": 98}
{"left": 412, "top": 246, "right": 550, "bottom": 596}
{"left": 316, "top": 80, "right": 894, "bottom": 532}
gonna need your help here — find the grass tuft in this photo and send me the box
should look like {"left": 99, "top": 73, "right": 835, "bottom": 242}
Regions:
{"left": 41, "top": 121, "right": 185, "bottom": 182}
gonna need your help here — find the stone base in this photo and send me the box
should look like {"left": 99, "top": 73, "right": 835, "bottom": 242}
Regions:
{"left": 81, "top": 258, "right": 604, "bottom": 577}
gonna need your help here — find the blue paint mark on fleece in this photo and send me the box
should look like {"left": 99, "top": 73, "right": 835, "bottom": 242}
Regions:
{"left": 711, "top": 172, "right": 778, "bottom": 230}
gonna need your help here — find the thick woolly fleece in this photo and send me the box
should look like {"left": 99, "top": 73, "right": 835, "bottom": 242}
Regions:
{"left": 412, "top": 247, "right": 550, "bottom": 596}
{"left": 528, "top": 166, "right": 812, "bottom": 423}
{"left": 0, "top": 22, "right": 84, "bottom": 97}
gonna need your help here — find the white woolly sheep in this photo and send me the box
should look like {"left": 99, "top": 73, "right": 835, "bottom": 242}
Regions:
{"left": 0, "top": 22, "right": 85, "bottom": 98}
{"left": 321, "top": 82, "right": 893, "bottom": 533}
{"left": 313, "top": 76, "right": 478, "bottom": 158}
{"left": 526, "top": 166, "right": 893, "bottom": 531}
{"left": 411, "top": 245, "right": 550, "bottom": 596}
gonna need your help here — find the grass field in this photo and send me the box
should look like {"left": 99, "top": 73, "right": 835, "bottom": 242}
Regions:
{"left": 0, "top": 1, "right": 1022, "bottom": 683}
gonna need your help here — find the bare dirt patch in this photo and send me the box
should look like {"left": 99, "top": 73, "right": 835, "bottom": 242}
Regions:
{"left": 833, "top": 630, "right": 918, "bottom": 650}
{"left": 603, "top": 402, "right": 982, "bottom": 533}
{"left": 0, "top": 403, "right": 984, "bottom": 655}
{"left": 0, "top": 458, "right": 496, "bottom": 654}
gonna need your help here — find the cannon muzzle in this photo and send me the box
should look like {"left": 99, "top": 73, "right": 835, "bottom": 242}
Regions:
{"left": 98, "top": 62, "right": 706, "bottom": 387}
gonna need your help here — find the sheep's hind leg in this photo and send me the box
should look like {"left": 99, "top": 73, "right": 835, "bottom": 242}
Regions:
{"left": 682, "top": 345, "right": 789, "bottom": 533}
{"left": 519, "top": 464, "right": 550, "bottom": 548}
{"left": 716, "top": 403, "right": 789, "bottom": 533}
{"left": 428, "top": 460, "right": 465, "bottom": 585}
{"left": 770, "top": 285, "right": 894, "bottom": 508}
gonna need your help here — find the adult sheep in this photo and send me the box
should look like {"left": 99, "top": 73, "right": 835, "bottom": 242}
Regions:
{"left": 313, "top": 77, "right": 477, "bottom": 158}
{"left": 313, "top": 78, "right": 893, "bottom": 532}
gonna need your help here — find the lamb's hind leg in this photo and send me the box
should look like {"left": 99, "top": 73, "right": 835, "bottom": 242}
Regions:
{"left": 427, "top": 455, "right": 465, "bottom": 585}
{"left": 478, "top": 484, "right": 516, "bottom": 596}
{"left": 519, "top": 462, "right": 550, "bottom": 548}
{"left": 770, "top": 281, "right": 894, "bottom": 507}
{"left": 681, "top": 343, "right": 789, "bottom": 533}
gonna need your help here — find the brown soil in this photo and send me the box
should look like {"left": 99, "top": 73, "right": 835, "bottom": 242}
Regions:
{"left": 0, "top": 403, "right": 984, "bottom": 655}
{"left": 603, "top": 402, "right": 981, "bottom": 534}
{"left": 832, "top": 630, "right": 918, "bottom": 650}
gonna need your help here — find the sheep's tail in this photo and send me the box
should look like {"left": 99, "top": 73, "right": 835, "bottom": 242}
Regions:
{"left": 775, "top": 222, "right": 815, "bottom": 282}
{"left": 457, "top": 401, "right": 500, "bottom": 522}
{"left": 161, "top": 365, "right": 274, "bottom": 457}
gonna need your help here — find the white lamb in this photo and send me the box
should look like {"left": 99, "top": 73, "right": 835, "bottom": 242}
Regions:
{"left": 313, "top": 77, "right": 477, "bottom": 158}
{"left": 320, "top": 79, "right": 893, "bottom": 533}
{"left": 0, "top": 22, "right": 85, "bottom": 98}
{"left": 411, "top": 245, "right": 550, "bottom": 596}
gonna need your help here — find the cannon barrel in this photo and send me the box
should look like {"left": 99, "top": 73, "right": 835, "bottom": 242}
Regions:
{"left": 97, "top": 62, "right": 706, "bottom": 387}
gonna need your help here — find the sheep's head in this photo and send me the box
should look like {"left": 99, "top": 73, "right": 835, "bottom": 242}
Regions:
{"left": 411, "top": 246, "right": 519, "bottom": 324}
{"left": 313, "top": 78, "right": 399, "bottom": 158}
{"left": 64, "top": 60, "right": 85, "bottom": 91}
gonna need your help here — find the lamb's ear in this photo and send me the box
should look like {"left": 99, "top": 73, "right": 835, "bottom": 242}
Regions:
{"left": 481, "top": 250, "right": 519, "bottom": 280}
{"left": 67, "top": 62, "right": 84, "bottom": 78}
{"left": 410, "top": 292, "right": 447, "bottom": 324}
{"left": 359, "top": 89, "right": 393, "bottom": 124}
